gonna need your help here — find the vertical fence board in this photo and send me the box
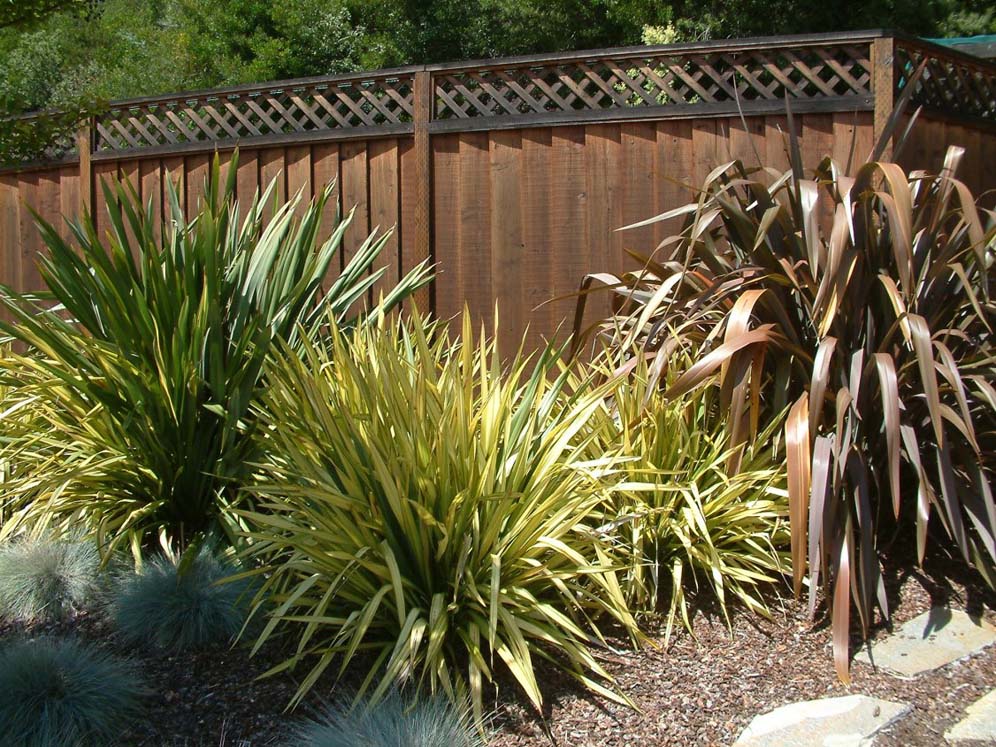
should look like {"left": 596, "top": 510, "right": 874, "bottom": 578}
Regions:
{"left": 92, "top": 161, "right": 118, "bottom": 241}
{"left": 235, "top": 150, "right": 260, "bottom": 211}
{"left": 489, "top": 129, "right": 523, "bottom": 352}
{"left": 727, "top": 116, "right": 766, "bottom": 167}
{"left": 432, "top": 134, "right": 461, "bottom": 324}
{"left": 118, "top": 160, "right": 140, "bottom": 257}
{"left": 832, "top": 113, "right": 862, "bottom": 175}
{"left": 258, "top": 148, "right": 286, "bottom": 224}
{"left": 161, "top": 157, "right": 184, "bottom": 222}
{"left": 368, "top": 138, "right": 401, "bottom": 302}
{"left": 584, "top": 124, "right": 622, "bottom": 331}
{"left": 548, "top": 127, "right": 587, "bottom": 349}
{"left": 34, "top": 171, "right": 61, "bottom": 277}
{"left": 140, "top": 159, "right": 163, "bottom": 245}
{"left": 457, "top": 132, "right": 492, "bottom": 337}
{"left": 802, "top": 115, "right": 835, "bottom": 225}
{"left": 186, "top": 154, "right": 211, "bottom": 219}
{"left": 619, "top": 122, "right": 658, "bottom": 270}
{"left": 286, "top": 146, "right": 312, "bottom": 220}
{"left": 654, "top": 119, "right": 695, "bottom": 254}
{"left": 339, "top": 141, "right": 369, "bottom": 278}
{"left": 691, "top": 119, "right": 720, "bottom": 190}
{"left": 312, "top": 143, "right": 341, "bottom": 287}
{"left": 519, "top": 129, "right": 552, "bottom": 352}
{"left": 58, "top": 166, "right": 80, "bottom": 243}
{"left": 398, "top": 139, "right": 419, "bottom": 305}
{"left": 765, "top": 116, "right": 792, "bottom": 174}
{"left": 0, "top": 176, "right": 19, "bottom": 307}
{"left": 17, "top": 175, "right": 42, "bottom": 291}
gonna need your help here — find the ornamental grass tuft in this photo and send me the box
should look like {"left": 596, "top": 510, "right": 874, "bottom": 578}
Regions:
{"left": 0, "top": 637, "right": 145, "bottom": 747}
{"left": 112, "top": 547, "right": 253, "bottom": 650}
{"left": 0, "top": 535, "right": 103, "bottom": 624}
{"left": 295, "top": 691, "right": 485, "bottom": 747}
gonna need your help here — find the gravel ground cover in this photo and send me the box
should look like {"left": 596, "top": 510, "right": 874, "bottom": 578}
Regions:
{"left": 1, "top": 546, "right": 993, "bottom": 746}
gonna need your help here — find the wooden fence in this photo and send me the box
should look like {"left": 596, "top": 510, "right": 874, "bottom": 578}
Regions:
{"left": 2, "top": 30, "right": 994, "bottom": 350}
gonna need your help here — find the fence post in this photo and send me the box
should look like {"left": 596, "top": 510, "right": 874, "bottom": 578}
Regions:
{"left": 76, "top": 117, "right": 93, "bottom": 217}
{"left": 872, "top": 36, "right": 895, "bottom": 160}
{"left": 412, "top": 69, "right": 432, "bottom": 314}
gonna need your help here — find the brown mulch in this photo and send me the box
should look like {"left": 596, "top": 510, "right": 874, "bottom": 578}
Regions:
{"left": 488, "top": 548, "right": 996, "bottom": 747}
{"left": 2, "top": 549, "right": 994, "bottom": 746}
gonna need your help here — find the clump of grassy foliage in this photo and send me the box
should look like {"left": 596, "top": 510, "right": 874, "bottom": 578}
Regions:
{"left": 580, "top": 356, "right": 789, "bottom": 639}
{"left": 240, "top": 311, "right": 638, "bottom": 721}
{"left": 0, "top": 152, "right": 430, "bottom": 558}
{"left": 0, "top": 535, "right": 103, "bottom": 624}
{"left": 0, "top": 637, "right": 145, "bottom": 746}
{"left": 295, "top": 691, "right": 485, "bottom": 747}
{"left": 112, "top": 546, "right": 253, "bottom": 650}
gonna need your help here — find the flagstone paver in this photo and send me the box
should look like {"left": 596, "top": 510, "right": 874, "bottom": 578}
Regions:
{"left": 854, "top": 608, "right": 996, "bottom": 678}
{"left": 732, "top": 695, "right": 911, "bottom": 747}
{"left": 944, "top": 689, "right": 996, "bottom": 743}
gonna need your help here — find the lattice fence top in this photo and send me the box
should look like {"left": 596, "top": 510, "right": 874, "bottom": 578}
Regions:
{"left": 896, "top": 41, "right": 996, "bottom": 121}
{"left": 432, "top": 43, "right": 873, "bottom": 120}
{"left": 94, "top": 72, "right": 416, "bottom": 154}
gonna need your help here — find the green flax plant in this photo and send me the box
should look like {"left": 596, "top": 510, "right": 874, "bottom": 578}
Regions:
{"left": 238, "top": 311, "right": 638, "bottom": 721}
{"left": 573, "top": 139, "right": 995, "bottom": 680}
{"left": 0, "top": 153, "right": 430, "bottom": 559}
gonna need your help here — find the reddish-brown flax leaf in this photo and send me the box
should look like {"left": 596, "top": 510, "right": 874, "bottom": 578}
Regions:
{"left": 663, "top": 325, "right": 778, "bottom": 401}
{"left": 808, "top": 434, "right": 833, "bottom": 617}
{"left": 809, "top": 337, "right": 837, "bottom": 437}
{"left": 873, "top": 353, "right": 901, "bottom": 519}
{"left": 847, "top": 449, "right": 877, "bottom": 637}
{"left": 786, "top": 393, "right": 811, "bottom": 598}
{"left": 833, "top": 519, "right": 852, "bottom": 684}
{"left": 909, "top": 313, "right": 970, "bottom": 557}
{"left": 899, "top": 424, "right": 936, "bottom": 563}
{"left": 934, "top": 340, "right": 979, "bottom": 453}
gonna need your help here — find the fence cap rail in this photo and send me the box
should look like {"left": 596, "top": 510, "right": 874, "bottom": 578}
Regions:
{"left": 424, "top": 28, "right": 896, "bottom": 73}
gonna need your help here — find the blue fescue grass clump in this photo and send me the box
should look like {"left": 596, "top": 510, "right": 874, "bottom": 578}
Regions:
{"left": 294, "top": 692, "right": 486, "bottom": 747}
{"left": 0, "top": 637, "right": 145, "bottom": 746}
{"left": 0, "top": 535, "right": 103, "bottom": 623}
{"left": 112, "top": 547, "right": 254, "bottom": 650}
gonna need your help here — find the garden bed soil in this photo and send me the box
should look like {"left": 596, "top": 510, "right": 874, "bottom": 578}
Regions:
{"left": 2, "top": 547, "right": 993, "bottom": 746}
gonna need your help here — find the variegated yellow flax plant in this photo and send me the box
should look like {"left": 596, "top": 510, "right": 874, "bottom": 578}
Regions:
{"left": 577, "top": 353, "right": 789, "bottom": 641}
{"left": 238, "top": 311, "right": 640, "bottom": 721}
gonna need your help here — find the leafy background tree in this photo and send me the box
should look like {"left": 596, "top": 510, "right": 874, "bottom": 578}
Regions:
{"left": 0, "top": 0, "right": 992, "bottom": 164}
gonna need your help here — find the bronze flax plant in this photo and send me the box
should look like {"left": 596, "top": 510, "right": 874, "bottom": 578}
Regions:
{"left": 572, "top": 143, "right": 995, "bottom": 682}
